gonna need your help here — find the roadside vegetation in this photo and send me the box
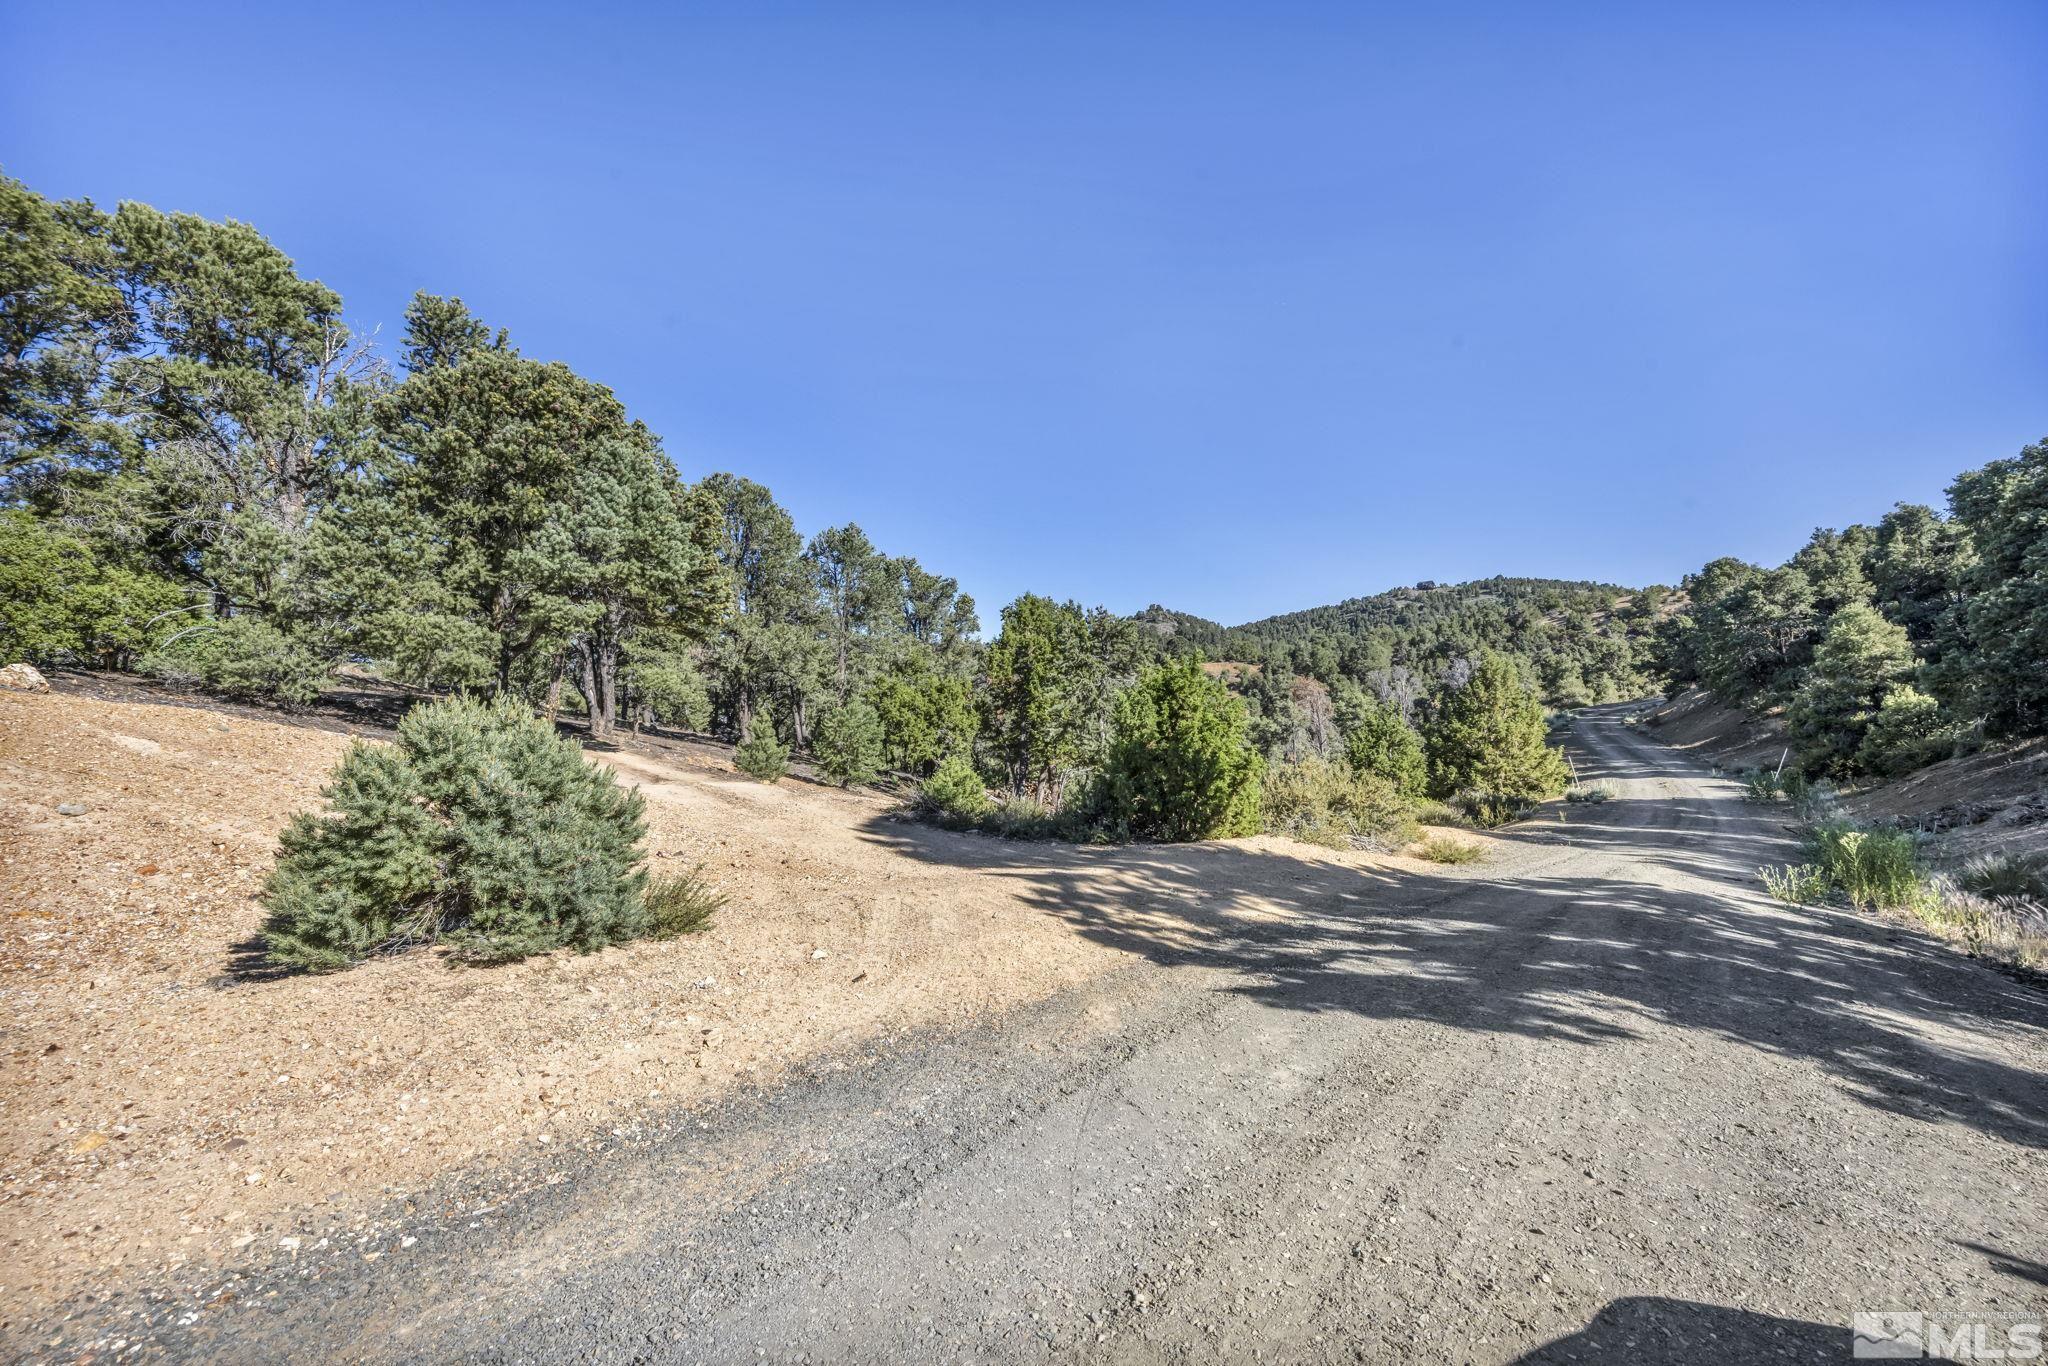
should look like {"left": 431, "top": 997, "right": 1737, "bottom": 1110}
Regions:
{"left": 1413, "top": 836, "right": 1487, "bottom": 866}
{"left": 1655, "top": 436, "right": 2048, "bottom": 784}
{"left": 1760, "top": 820, "right": 2046, "bottom": 972}
{"left": 262, "top": 697, "right": 696, "bottom": 971}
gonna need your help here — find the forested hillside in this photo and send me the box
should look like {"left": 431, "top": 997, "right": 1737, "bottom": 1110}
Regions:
{"left": 1135, "top": 576, "right": 1667, "bottom": 749}
{"left": 1654, "top": 438, "right": 2048, "bottom": 781}
{"left": 0, "top": 171, "right": 1575, "bottom": 901}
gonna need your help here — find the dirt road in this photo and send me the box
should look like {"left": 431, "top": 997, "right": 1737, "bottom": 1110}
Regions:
{"left": 25, "top": 705, "right": 2048, "bottom": 1361}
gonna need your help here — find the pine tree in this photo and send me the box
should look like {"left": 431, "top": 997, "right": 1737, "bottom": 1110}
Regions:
{"left": 813, "top": 699, "right": 885, "bottom": 787}
{"left": 1949, "top": 438, "right": 2048, "bottom": 735}
{"left": 377, "top": 339, "right": 636, "bottom": 693}
{"left": 0, "top": 510, "right": 184, "bottom": 667}
{"left": 549, "top": 437, "right": 721, "bottom": 738}
{"left": 1787, "top": 603, "right": 1918, "bottom": 776}
{"left": 1855, "top": 685, "right": 1952, "bottom": 778}
{"left": 733, "top": 705, "right": 790, "bottom": 782}
{"left": 921, "top": 754, "right": 990, "bottom": 820}
{"left": 1343, "top": 696, "right": 1428, "bottom": 797}
{"left": 981, "top": 594, "right": 1090, "bottom": 802}
{"left": 1100, "top": 657, "right": 1263, "bottom": 842}
{"left": 700, "top": 473, "right": 822, "bottom": 742}
{"left": 868, "top": 653, "right": 978, "bottom": 773}
{"left": 1423, "top": 653, "right": 1570, "bottom": 820}
{"left": 261, "top": 697, "right": 650, "bottom": 971}
{"left": 805, "top": 523, "right": 893, "bottom": 697}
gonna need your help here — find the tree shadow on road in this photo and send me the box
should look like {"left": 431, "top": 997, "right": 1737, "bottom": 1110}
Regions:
{"left": 857, "top": 727, "right": 2048, "bottom": 1151}
{"left": 1509, "top": 1295, "right": 1956, "bottom": 1364}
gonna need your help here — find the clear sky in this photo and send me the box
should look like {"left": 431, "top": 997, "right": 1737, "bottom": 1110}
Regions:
{"left": 5, "top": 2, "right": 2043, "bottom": 626}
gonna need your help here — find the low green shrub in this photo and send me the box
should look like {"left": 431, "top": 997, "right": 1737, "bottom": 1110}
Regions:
{"left": 1452, "top": 791, "right": 1534, "bottom": 828}
{"left": 733, "top": 713, "right": 790, "bottom": 782}
{"left": 1414, "top": 799, "right": 1475, "bottom": 830}
{"left": 1913, "top": 878, "right": 2047, "bottom": 971}
{"left": 261, "top": 697, "right": 650, "bottom": 971}
{"left": 977, "top": 793, "right": 1088, "bottom": 841}
{"left": 1960, "top": 851, "right": 2048, "bottom": 907}
{"left": 920, "top": 754, "right": 990, "bottom": 821}
{"left": 1262, "top": 756, "right": 1418, "bottom": 851}
{"left": 1565, "top": 784, "right": 1613, "bottom": 804}
{"left": 144, "top": 616, "right": 330, "bottom": 708}
{"left": 1740, "top": 768, "right": 1784, "bottom": 803}
{"left": 1760, "top": 863, "right": 1830, "bottom": 905}
{"left": 644, "top": 865, "right": 726, "bottom": 939}
{"left": 1805, "top": 821, "right": 1921, "bottom": 910}
{"left": 1413, "top": 835, "right": 1485, "bottom": 865}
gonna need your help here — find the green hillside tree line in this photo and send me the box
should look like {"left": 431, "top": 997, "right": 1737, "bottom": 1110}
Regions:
{"left": 4, "top": 173, "right": 1576, "bottom": 848}
{"left": 1656, "top": 437, "right": 2048, "bottom": 779}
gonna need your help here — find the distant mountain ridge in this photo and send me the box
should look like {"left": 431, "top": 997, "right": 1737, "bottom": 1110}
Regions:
{"left": 1134, "top": 576, "right": 1665, "bottom": 708}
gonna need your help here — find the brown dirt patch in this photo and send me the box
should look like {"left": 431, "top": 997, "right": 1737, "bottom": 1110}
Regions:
{"left": 0, "top": 685, "right": 1442, "bottom": 1311}
{"left": 0, "top": 688, "right": 1129, "bottom": 1306}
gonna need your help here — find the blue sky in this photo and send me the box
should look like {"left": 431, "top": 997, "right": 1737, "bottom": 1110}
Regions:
{"left": 5, "top": 2, "right": 2043, "bottom": 626}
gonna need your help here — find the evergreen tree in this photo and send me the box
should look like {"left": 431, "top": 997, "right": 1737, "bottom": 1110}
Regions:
{"left": 0, "top": 175, "right": 131, "bottom": 487}
{"left": 1948, "top": 438, "right": 2048, "bottom": 735}
{"left": 701, "top": 472, "right": 821, "bottom": 741}
{"left": 261, "top": 697, "right": 650, "bottom": 971}
{"left": 548, "top": 437, "right": 720, "bottom": 738}
{"left": 981, "top": 594, "right": 1093, "bottom": 803}
{"left": 868, "top": 653, "right": 978, "bottom": 773}
{"left": 1344, "top": 696, "right": 1428, "bottom": 797}
{"left": 1099, "top": 657, "right": 1263, "bottom": 842}
{"left": 920, "top": 753, "right": 990, "bottom": 820}
{"left": 733, "top": 705, "right": 791, "bottom": 781}
{"left": 377, "top": 333, "right": 634, "bottom": 693}
{"left": 1855, "top": 685, "right": 1953, "bottom": 778}
{"left": 806, "top": 523, "right": 894, "bottom": 698}
{"left": 1787, "top": 602, "right": 1919, "bottom": 776}
{"left": 0, "top": 509, "right": 185, "bottom": 666}
{"left": 399, "top": 292, "right": 505, "bottom": 373}
{"left": 1866, "top": 503, "right": 1974, "bottom": 660}
{"left": 893, "top": 556, "right": 979, "bottom": 653}
{"left": 1423, "top": 653, "right": 1570, "bottom": 817}
{"left": 813, "top": 698, "right": 885, "bottom": 787}
{"left": 622, "top": 645, "right": 712, "bottom": 733}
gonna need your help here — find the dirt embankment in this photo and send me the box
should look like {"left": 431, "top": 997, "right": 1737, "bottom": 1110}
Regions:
{"left": 1638, "top": 687, "right": 1790, "bottom": 772}
{"left": 1842, "top": 740, "right": 2048, "bottom": 861}
{"left": 1641, "top": 687, "right": 2048, "bottom": 861}
{"left": 0, "top": 683, "right": 1487, "bottom": 1313}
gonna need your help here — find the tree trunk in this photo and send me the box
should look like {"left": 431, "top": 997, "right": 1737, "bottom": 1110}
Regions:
{"left": 579, "top": 645, "right": 608, "bottom": 741}
{"left": 544, "top": 655, "right": 566, "bottom": 722}
{"left": 494, "top": 587, "right": 516, "bottom": 695}
{"left": 595, "top": 640, "right": 618, "bottom": 739}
